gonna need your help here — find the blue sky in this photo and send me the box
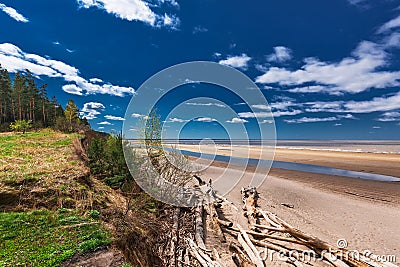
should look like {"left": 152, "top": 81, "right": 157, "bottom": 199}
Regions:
{"left": 1, "top": 0, "right": 400, "bottom": 139}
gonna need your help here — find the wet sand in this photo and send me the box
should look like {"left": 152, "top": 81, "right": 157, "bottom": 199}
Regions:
{"left": 178, "top": 144, "right": 400, "bottom": 177}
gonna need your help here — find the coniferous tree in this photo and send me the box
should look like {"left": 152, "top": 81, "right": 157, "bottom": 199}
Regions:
{"left": 0, "top": 68, "right": 89, "bottom": 133}
{"left": 0, "top": 66, "right": 12, "bottom": 124}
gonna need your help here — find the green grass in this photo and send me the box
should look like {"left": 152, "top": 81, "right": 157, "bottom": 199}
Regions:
{"left": 0, "top": 209, "right": 111, "bottom": 267}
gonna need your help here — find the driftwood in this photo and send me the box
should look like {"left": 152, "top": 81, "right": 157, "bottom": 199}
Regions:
{"left": 217, "top": 218, "right": 233, "bottom": 228}
{"left": 194, "top": 201, "right": 207, "bottom": 251}
{"left": 170, "top": 207, "right": 180, "bottom": 266}
{"left": 229, "top": 243, "right": 253, "bottom": 266}
{"left": 187, "top": 239, "right": 209, "bottom": 267}
{"left": 237, "top": 232, "right": 264, "bottom": 267}
{"left": 208, "top": 202, "right": 226, "bottom": 243}
{"left": 241, "top": 187, "right": 259, "bottom": 229}
{"left": 178, "top": 175, "right": 391, "bottom": 267}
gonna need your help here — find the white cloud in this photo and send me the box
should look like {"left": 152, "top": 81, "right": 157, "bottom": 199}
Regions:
{"left": 338, "top": 114, "right": 357, "bottom": 119}
{"left": 193, "top": 25, "right": 208, "bottom": 34}
{"left": 283, "top": 113, "right": 358, "bottom": 124}
{"left": 373, "top": 126, "right": 381, "bottom": 129}
{"left": 261, "top": 119, "right": 274, "bottom": 124}
{"left": 186, "top": 102, "right": 225, "bottom": 108}
{"left": 347, "top": 0, "right": 366, "bottom": 5}
{"left": 285, "top": 116, "right": 339, "bottom": 124}
{"left": 167, "top": 117, "right": 189, "bottom": 123}
{"left": 226, "top": 118, "right": 248, "bottom": 123}
{"left": 80, "top": 102, "right": 105, "bottom": 120}
{"left": 273, "top": 110, "right": 302, "bottom": 117}
{"left": 377, "top": 111, "right": 400, "bottom": 122}
{"left": 131, "top": 113, "right": 144, "bottom": 118}
{"left": 0, "top": 3, "right": 29, "bottom": 22}
{"left": 334, "top": 123, "right": 342, "bottom": 126}
{"left": 161, "top": 13, "right": 180, "bottom": 29}
{"left": 377, "top": 15, "right": 400, "bottom": 34}
{"left": 343, "top": 92, "right": 400, "bottom": 113}
{"left": 251, "top": 104, "right": 270, "bottom": 111}
{"left": 267, "top": 46, "right": 292, "bottom": 63}
{"left": 288, "top": 85, "right": 329, "bottom": 93}
{"left": 0, "top": 43, "right": 134, "bottom": 97}
{"left": 76, "top": 0, "right": 179, "bottom": 28}
{"left": 104, "top": 115, "right": 125, "bottom": 120}
{"left": 97, "top": 121, "right": 112, "bottom": 125}
{"left": 90, "top": 78, "right": 103, "bottom": 83}
{"left": 194, "top": 117, "right": 217, "bottom": 122}
{"left": 98, "top": 126, "right": 105, "bottom": 129}
{"left": 238, "top": 112, "right": 271, "bottom": 119}
{"left": 256, "top": 41, "right": 400, "bottom": 94}
{"left": 62, "top": 84, "right": 83, "bottom": 95}
{"left": 219, "top": 54, "right": 251, "bottom": 70}
{"left": 251, "top": 103, "right": 302, "bottom": 117}
{"left": 384, "top": 32, "right": 400, "bottom": 48}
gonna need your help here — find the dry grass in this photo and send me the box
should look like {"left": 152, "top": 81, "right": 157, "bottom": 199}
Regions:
{"left": 0, "top": 130, "right": 108, "bottom": 211}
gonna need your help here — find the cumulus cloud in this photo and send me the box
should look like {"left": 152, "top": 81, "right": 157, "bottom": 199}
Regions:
{"left": 80, "top": 102, "right": 105, "bottom": 119}
{"left": 343, "top": 92, "right": 400, "bottom": 113}
{"left": 273, "top": 110, "right": 302, "bottom": 117}
{"left": 131, "top": 113, "right": 144, "bottom": 118}
{"left": 76, "top": 0, "right": 179, "bottom": 28}
{"left": 89, "top": 78, "right": 103, "bottom": 83}
{"left": 251, "top": 102, "right": 302, "bottom": 117}
{"left": 377, "top": 15, "right": 400, "bottom": 34}
{"left": 167, "top": 117, "right": 189, "bottom": 123}
{"left": 186, "top": 102, "right": 225, "bottom": 108}
{"left": 238, "top": 112, "right": 271, "bottom": 119}
{"left": 261, "top": 119, "right": 274, "bottom": 124}
{"left": 267, "top": 46, "right": 292, "bottom": 63}
{"left": 97, "top": 121, "right": 112, "bottom": 125}
{"left": 194, "top": 117, "right": 217, "bottom": 122}
{"left": 0, "top": 3, "right": 29, "bottom": 22}
{"left": 104, "top": 115, "right": 125, "bottom": 120}
{"left": 285, "top": 116, "right": 338, "bottom": 124}
{"left": 219, "top": 54, "right": 251, "bottom": 70}
{"left": 256, "top": 41, "right": 400, "bottom": 94}
{"left": 226, "top": 118, "right": 248, "bottom": 123}
{"left": 0, "top": 43, "right": 134, "bottom": 97}
{"left": 377, "top": 111, "right": 400, "bottom": 122}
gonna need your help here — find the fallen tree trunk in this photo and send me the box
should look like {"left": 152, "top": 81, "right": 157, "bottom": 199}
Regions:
{"left": 195, "top": 200, "right": 207, "bottom": 251}
{"left": 241, "top": 188, "right": 259, "bottom": 230}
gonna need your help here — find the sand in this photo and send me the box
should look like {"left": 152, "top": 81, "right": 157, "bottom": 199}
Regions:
{"left": 201, "top": 165, "right": 400, "bottom": 262}
{"left": 178, "top": 144, "right": 400, "bottom": 263}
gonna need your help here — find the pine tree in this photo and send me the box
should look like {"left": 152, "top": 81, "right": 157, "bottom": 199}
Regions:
{"left": 0, "top": 66, "right": 12, "bottom": 124}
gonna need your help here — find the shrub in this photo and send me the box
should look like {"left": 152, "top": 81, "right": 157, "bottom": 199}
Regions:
{"left": 10, "top": 120, "right": 32, "bottom": 134}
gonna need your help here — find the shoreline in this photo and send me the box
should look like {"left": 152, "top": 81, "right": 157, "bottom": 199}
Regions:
{"left": 197, "top": 162, "right": 400, "bottom": 260}
{"left": 178, "top": 144, "right": 400, "bottom": 178}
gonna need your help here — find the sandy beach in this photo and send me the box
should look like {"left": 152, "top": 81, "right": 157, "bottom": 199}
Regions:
{"left": 180, "top": 144, "right": 400, "bottom": 262}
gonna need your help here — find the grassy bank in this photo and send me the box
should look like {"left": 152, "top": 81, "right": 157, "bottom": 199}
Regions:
{"left": 0, "top": 130, "right": 128, "bottom": 266}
